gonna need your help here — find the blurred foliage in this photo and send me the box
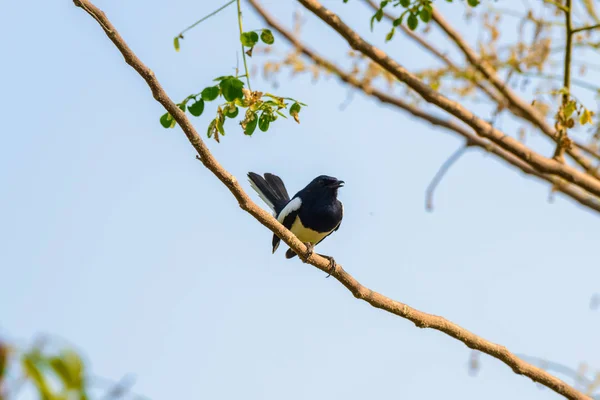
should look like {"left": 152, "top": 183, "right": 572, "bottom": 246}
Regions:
{"left": 0, "top": 338, "right": 144, "bottom": 400}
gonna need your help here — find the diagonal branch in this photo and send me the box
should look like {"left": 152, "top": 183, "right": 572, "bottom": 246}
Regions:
{"left": 430, "top": 9, "right": 599, "bottom": 177}
{"left": 297, "top": 0, "right": 600, "bottom": 201}
{"left": 73, "top": 1, "right": 593, "bottom": 400}
{"left": 247, "top": 0, "right": 600, "bottom": 215}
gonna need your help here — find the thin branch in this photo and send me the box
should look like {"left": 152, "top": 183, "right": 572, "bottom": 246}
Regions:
{"left": 71, "top": 2, "right": 594, "bottom": 400}
{"left": 236, "top": 0, "right": 251, "bottom": 90}
{"left": 572, "top": 23, "right": 600, "bottom": 33}
{"left": 425, "top": 145, "right": 470, "bottom": 212}
{"left": 543, "top": 0, "right": 570, "bottom": 13}
{"left": 572, "top": 140, "right": 600, "bottom": 162}
{"left": 430, "top": 9, "right": 599, "bottom": 178}
{"left": 298, "top": 0, "right": 600, "bottom": 201}
{"left": 516, "top": 354, "right": 596, "bottom": 389}
{"left": 553, "top": 0, "right": 573, "bottom": 162}
{"left": 247, "top": 0, "right": 600, "bottom": 214}
{"left": 176, "top": 0, "right": 235, "bottom": 38}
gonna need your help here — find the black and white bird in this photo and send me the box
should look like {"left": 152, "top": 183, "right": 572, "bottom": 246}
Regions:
{"left": 247, "top": 172, "right": 344, "bottom": 268}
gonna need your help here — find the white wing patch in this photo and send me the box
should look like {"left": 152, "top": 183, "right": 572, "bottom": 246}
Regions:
{"left": 277, "top": 197, "right": 302, "bottom": 223}
{"left": 248, "top": 177, "right": 275, "bottom": 212}
{"left": 272, "top": 197, "right": 302, "bottom": 253}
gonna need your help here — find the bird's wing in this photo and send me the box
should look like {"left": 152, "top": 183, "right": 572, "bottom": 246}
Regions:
{"left": 272, "top": 197, "right": 302, "bottom": 253}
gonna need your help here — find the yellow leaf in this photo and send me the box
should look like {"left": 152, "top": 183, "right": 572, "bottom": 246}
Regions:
{"left": 580, "top": 108, "right": 592, "bottom": 125}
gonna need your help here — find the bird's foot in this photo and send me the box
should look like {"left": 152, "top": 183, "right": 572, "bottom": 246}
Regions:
{"left": 317, "top": 253, "right": 336, "bottom": 278}
{"left": 302, "top": 242, "right": 315, "bottom": 262}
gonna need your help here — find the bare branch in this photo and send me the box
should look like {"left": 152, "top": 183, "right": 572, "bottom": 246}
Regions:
{"left": 572, "top": 23, "right": 600, "bottom": 33}
{"left": 425, "top": 145, "right": 470, "bottom": 212}
{"left": 72, "top": 1, "right": 593, "bottom": 400}
{"left": 248, "top": 0, "right": 600, "bottom": 215}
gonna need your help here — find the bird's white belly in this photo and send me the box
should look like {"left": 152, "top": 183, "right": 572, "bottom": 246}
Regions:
{"left": 290, "top": 217, "right": 329, "bottom": 244}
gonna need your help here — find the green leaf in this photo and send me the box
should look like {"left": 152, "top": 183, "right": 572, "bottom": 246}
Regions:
{"left": 260, "top": 29, "right": 275, "bottom": 45}
{"left": 160, "top": 112, "right": 175, "bottom": 129}
{"left": 400, "top": 0, "right": 410, "bottom": 7}
{"left": 419, "top": 7, "right": 431, "bottom": 22}
{"left": 219, "top": 77, "right": 244, "bottom": 102}
{"left": 259, "top": 112, "right": 271, "bottom": 132}
{"left": 244, "top": 113, "right": 258, "bottom": 135}
{"left": 216, "top": 116, "right": 225, "bottom": 135}
{"left": 225, "top": 105, "right": 239, "bottom": 118}
{"left": 385, "top": 27, "right": 395, "bottom": 41}
{"left": 290, "top": 102, "right": 301, "bottom": 123}
{"left": 178, "top": 103, "right": 186, "bottom": 112}
{"left": 371, "top": 8, "right": 384, "bottom": 30}
{"left": 49, "top": 351, "right": 84, "bottom": 390}
{"left": 173, "top": 37, "right": 180, "bottom": 52}
{"left": 407, "top": 13, "right": 418, "bottom": 30}
{"left": 213, "top": 75, "right": 235, "bottom": 82}
{"left": 240, "top": 31, "right": 259, "bottom": 47}
{"left": 207, "top": 119, "right": 216, "bottom": 138}
{"left": 201, "top": 86, "right": 220, "bottom": 101}
{"left": 188, "top": 99, "right": 205, "bottom": 117}
{"left": 467, "top": 0, "right": 479, "bottom": 6}
{"left": 22, "top": 355, "right": 53, "bottom": 399}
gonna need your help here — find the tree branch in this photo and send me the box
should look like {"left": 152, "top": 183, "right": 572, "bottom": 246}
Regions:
{"left": 297, "top": 0, "right": 600, "bottom": 201}
{"left": 430, "top": 8, "right": 599, "bottom": 177}
{"left": 363, "top": 0, "right": 600, "bottom": 163}
{"left": 72, "top": 1, "right": 592, "bottom": 399}
{"left": 553, "top": 0, "right": 573, "bottom": 162}
{"left": 425, "top": 145, "right": 470, "bottom": 212}
{"left": 572, "top": 23, "right": 600, "bottom": 33}
{"left": 247, "top": 0, "right": 600, "bottom": 215}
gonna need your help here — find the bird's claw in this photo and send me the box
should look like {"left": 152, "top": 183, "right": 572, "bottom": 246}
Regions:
{"left": 302, "top": 242, "right": 314, "bottom": 262}
{"left": 323, "top": 255, "right": 336, "bottom": 278}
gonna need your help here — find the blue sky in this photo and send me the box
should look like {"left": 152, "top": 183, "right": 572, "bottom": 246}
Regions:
{"left": 1, "top": 0, "right": 599, "bottom": 399}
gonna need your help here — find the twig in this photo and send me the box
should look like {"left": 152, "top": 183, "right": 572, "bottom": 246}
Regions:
{"left": 71, "top": 2, "right": 593, "bottom": 400}
{"left": 176, "top": 0, "right": 235, "bottom": 38}
{"left": 236, "top": 0, "right": 251, "bottom": 90}
{"left": 425, "top": 145, "right": 471, "bottom": 212}
{"left": 515, "top": 354, "right": 596, "bottom": 390}
{"left": 543, "top": 0, "right": 570, "bottom": 13}
{"left": 247, "top": 0, "right": 600, "bottom": 215}
{"left": 572, "top": 23, "right": 600, "bottom": 33}
{"left": 553, "top": 0, "right": 573, "bottom": 162}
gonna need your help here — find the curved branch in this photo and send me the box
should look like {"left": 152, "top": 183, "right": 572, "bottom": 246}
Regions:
{"left": 297, "top": 0, "right": 600, "bottom": 201}
{"left": 425, "top": 145, "right": 470, "bottom": 212}
{"left": 72, "top": 1, "right": 591, "bottom": 400}
{"left": 246, "top": 0, "right": 600, "bottom": 215}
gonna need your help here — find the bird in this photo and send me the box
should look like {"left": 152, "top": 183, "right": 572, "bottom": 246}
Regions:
{"left": 247, "top": 172, "right": 344, "bottom": 271}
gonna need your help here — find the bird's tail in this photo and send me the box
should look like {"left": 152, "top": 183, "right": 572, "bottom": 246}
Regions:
{"left": 247, "top": 172, "right": 290, "bottom": 214}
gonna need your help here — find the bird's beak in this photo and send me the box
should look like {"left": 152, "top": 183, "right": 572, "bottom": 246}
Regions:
{"left": 334, "top": 180, "right": 345, "bottom": 188}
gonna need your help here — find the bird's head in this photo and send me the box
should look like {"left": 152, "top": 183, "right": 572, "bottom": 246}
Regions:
{"left": 307, "top": 175, "right": 345, "bottom": 196}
